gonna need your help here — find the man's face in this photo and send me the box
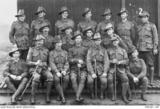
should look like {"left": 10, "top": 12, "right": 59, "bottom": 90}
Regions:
{"left": 62, "top": 11, "right": 69, "bottom": 19}
{"left": 65, "top": 28, "right": 72, "bottom": 35}
{"left": 85, "top": 11, "right": 92, "bottom": 19}
{"left": 42, "top": 27, "right": 50, "bottom": 36}
{"left": 75, "top": 35, "right": 82, "bottom": 44}
{"left": 36, "top": 40, "right": 44, "bottom": 47}
{"left": 141, "top": 16, "right": 148, "bottom": 23}
{"left": 112, "top": 40, "right": 119, "bottom": 46}
{"left": 105, "top": 14, "right": 111, "bottom": 20}
{"left": 86, "top": 30, "right": 93, "bottom": 38}
{"left": 18, "top": 15, "right": 25, "bottom": 22}
{"left": 106, "top": 28, "right": 114, "bottom": 35}
{"left": 94, "top": 39, "right": 101, "bottom": 45}
{"left": 132, "top": 50, "right": 139, "bottom": 58}
{"left": 120, "top": 12, "right": 127, "bottom": 19}
{"left": 13, "top": 51, "right": 20, "bottom": 59}
{"left": 38, "top": 11, "right": 46, "bottom": 18}
{"left": 55, "top": 42, "right": 62, "bottom": 50}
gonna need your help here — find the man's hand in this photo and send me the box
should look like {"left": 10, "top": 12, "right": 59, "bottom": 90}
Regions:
{"left": 10, "top": 74, "right": 17, "bottom": 80}
{"left": 77, "top": 63, "right": 82, "bottom": 68}
{"left": 92, "top": 73, "right": 97, "bottom": 79}
{"left": 78, "top": 59, "right": 84, "bottom": 64}
{"left": 133, "top": 77, "right": 139, "bottom": 83}
{"left": 101, "top": 73, "right": 107, "bottom": 77}
{"left": 35, "top": 60, "right": 42, "bottom": 66}
{"left": 62, "top": 70, "right": 67, "bottom": 76}
{"left": 16, "top": 76, "right": 22, "bottom": 81}
{"left": 56, "top": 72, "right": 62, "bottom": 77}
{"left": 153, "top": 49, "right": 158, "bottom": 55}
{"left": 112, "top": 59, "right": 118, "bottom": 64}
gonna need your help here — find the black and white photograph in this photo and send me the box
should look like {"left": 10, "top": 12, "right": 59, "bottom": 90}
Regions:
{"left": 0, "top": 0, "right": 160, "bottom": 108}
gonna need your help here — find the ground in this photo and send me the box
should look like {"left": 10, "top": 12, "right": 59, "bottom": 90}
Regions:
{"left": 0, "top": 93, "right": 160, "bottom": 105}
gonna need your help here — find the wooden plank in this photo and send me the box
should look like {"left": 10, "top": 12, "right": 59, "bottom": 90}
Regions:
{"left": 158, "top": 0, "right": 160, "bottom": 77}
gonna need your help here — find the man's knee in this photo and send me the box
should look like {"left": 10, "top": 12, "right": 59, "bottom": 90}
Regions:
{"left": 21, "top": 77, "right": 28, "bottom": 83}
{"left": 70, "top": 73, "right": 77, "bottom": 82}
{"left": 54, "top": 75, "right": 60, "bottom": 83}
{"left": 141, "top": 77, "right": 148, "bottom": 85}
{"left": 5, "top": 77, "right": 11, "bottom": 83}
{"left": 64, "top": 75, "right": 69, "bottom": 82}
{"left": 100, "top": 77, "right": 107, "bottom": 85}
{"left": 32, "top": 73, "right": 40, "bottom": 82}
{"left": 46, "top": 71, "right": 54, "bottom": 82}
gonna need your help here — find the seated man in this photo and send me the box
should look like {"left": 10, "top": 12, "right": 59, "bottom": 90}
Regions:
{"left": 3, "top": 47, "right": 28, "bottom": 104}
{"left": 68, "top": 31, "right": 88, "bottom": 102}
{"left": 127, "top": 50, "right": 148, "bottom": 101}
{"left": 27, "top": 35, "right": 53, "bottom": 104}
{"left": 49, "top": 39, "right": 69, "bottom": 104}
{"left": 107, "top": 37, "right": 130, "bottom": 104}
{"left": 87, "top": 33, "right": 109, "bottom": 99}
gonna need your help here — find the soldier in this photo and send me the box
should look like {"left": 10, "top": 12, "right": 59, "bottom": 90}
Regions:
{"left": 101, "top": 23, "right": 127, "bottom": 50}
{"left": 55, "top": 6, "right": 75, "bottom": 35}
{"left": 96, "top": 8, "right": 115, "bottom": 39}
{"left": 27, "top": 35, "right": 53, "bottom": 104}
{"left": 82, "top": 26, "right": 95, "bottom": 50}
{"left": 136, "top": 11, "right": 158, "bottom": 85}
{"left": 77, "top": 8, "right": 97, "bottom": 39}
{"left": 3, "top": 48, "right": 28, "bottom": 104}
{"left": 107, "top": 37, "right": 130, "bottom": 104}
{"left": 9, "top": 9, "right": 30, "bottom": 60}
{"left": 116, "top": 8, "right": 136, "bottom": 56}
{"left": 127, "top": 50, "right": 148, "bottom": 101}
{"left": 30, "top": 6, "right": 51, "bottom": 46}
{"left": 49, "top": 39, "right": 69, "bottom": 104}
{"left": 68, "top": 31, "right": 88, "bottom": 102}
{"left": 87, "top": 33, "right": 109, "bottom": 99}
{"left": 61, "top": 26, "right": 75, "bottom": 52}
{"left": 39, "top": 24, "right": 55, "bottom": 51}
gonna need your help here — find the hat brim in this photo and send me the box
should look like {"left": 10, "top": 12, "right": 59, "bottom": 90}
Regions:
{"left": 117, "top": 10, "right": 128, "bottom": 16}
{"left": 138, "top": 15, "right": 149, "bottom": 18}
{"left": 72, "top": 34, "right": 82, "bottom": 40}
{"left": 82, "top": 10, "right": 91, "bottom": 17}
{"left": 9, "top": 49, "right": 19, "bottom": 57}
{"left": 58, "top": 10, "right": 68, "bottom": 15}
{"left": 39, "top": 25, "right": 50, "bottom": 32}
{"left": 35, "top": 10, "right": 46, "bottom": 15}
{"left": 83, "top": 28, "right": 93, "bottom": 34}
{"left": 61, "top": 26, "right": 73, "bottom": 32}
{"left": 15, "top": 14, "right": 25, "bottom": 17}
{"left": 101, "top": 12, "right": 112, "bottom": 16}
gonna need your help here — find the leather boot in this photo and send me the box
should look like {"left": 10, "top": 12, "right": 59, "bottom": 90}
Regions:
{"left": 109, "top": 84, "right": 115, "bottom": 101}
{"left": 31, "top": 82, "right": 38, "bottom": 105}
{"left": 149, "top": 67, "right": 154, "bottom": 85}
{"left": 46, "top": 81, "right": 53, "bottom": 103}
{"left": 122, "top": 83, "right": 130, "bottom": 104}
{"left": 76, "top": 79, "right": 85, "bottom": 102}
{"left": 141, "top": 93, "right": 147, "bottom": 101}
{"left": 12, "top": 78, "right": 28, "bottom": 103}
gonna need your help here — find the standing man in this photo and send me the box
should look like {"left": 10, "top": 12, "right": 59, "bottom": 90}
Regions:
{"left": 136, "top": 11, "right": 158, "bottom": 85}
{"left": 116, "top": 8, "right": 136, "bottom": 56}
{"left": 3, "top": 48, "right": 28, "bottom": 104}
{"left": 87, "top": 33, "right": 109, "bottom": 99}
{"left": 27, "top": 35, "right": 53, "bottom": 104}
{"left": 77, "top": 8, "right": 97, "bottom": 39}
{"left": 49, "top": 39, "right": 69, "bottom": 104}
{"left": 39, "top": 24, "right": 55, "bottom": 51}
{"left": 96, "top": 8, "right": 115, "bottom": 39}
{"left": 82, "top": 26, "right": 95, "bottom": 50}
{"left": 30, "top": 6, "right": 51, "bottom": 46}
{"left": 9, "top": 9, "right": 30, "bottom": 60}
{"left": 128, "top": 50, "right": 148, "bottom": 101}
{"left": 68, "top": 31, "right": 88, "bottom": 102}
{"left": 55, "top": 6, "right": 75, "bottom": 35}
{"left": 61, "top": 26, "right": 75, "bottom": 52}
{"left": 107, "top": 37, "right": 130, "bottom": 104}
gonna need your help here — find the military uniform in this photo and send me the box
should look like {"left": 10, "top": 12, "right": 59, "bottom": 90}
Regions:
{"left": 77, "top": 8, "right": 97, "bottom": 36}
{"left": 27, "top": 35, "right": 53, "bottom": 104}
{"left": 55, "top": 6, "right": 74, "bottom": 35}
{"left": 49, "top": 47, "right": 69, "bottom": 103}
{"left": 43, "top": 34, "right": 55, "bottom": 51}
{"left": 9, "top": 10, "right": 30, "bottom": 60}
{"left": 30, "top": 7, "right": 51, "bottom": 46}
{"left": 116, "top": 20, "right": 136, "bottom": 54}
{"left": 128, "top": 58, "right": 148, "bottom": 101}
{"left": 107, "top": 38, "right": 130, "bottom": 103}
{"left": 136, "top": 11, "right": 158, "bottom": 84}
{"left": 3, "top": 57, "right": 28, "bottom": 104}
{"left": 68, "top": 31, "right": 88, "bottom": 102}
{"left": 87, "top": 33, "right": 109, "bottom": 99}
